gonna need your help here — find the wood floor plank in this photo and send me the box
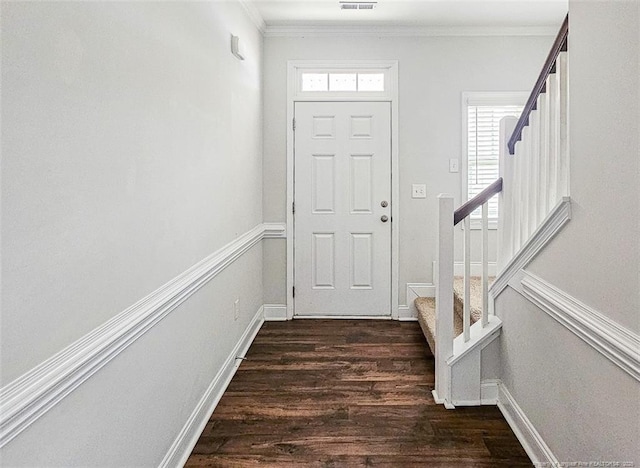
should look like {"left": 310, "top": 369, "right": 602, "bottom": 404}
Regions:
{"left": 185, "top": 320, "right": 531, "bottom": 467}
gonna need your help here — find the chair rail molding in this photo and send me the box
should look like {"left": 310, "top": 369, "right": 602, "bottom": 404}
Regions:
{"left": 491, "top": 197, "right": 571, "bottom": 299}
{"left": 0, "top": 223, "right": 284, "bottom": 448}
{"left": 263, "top": 222, "right": 287, "bottom": 238}
{"left": 519, "top": 271, "right": 640, "bottom": 382}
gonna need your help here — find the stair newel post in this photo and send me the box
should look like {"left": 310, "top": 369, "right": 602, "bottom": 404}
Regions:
{"left": 498, "top": 116, "right": 518, "bottom": 271}
{"left": 434, "top": 194, "right": 454, "bottom": 405}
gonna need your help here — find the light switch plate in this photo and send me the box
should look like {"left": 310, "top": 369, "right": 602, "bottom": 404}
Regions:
{"left": 449, "top": 158, "right": 459, "bottom": 173}
{"left": 412, "top": 184, "right": 427, "bottom": 199}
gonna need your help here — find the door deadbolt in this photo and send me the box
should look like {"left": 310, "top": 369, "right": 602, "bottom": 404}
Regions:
{"left": 380, "top": 200, "right": 388, "bottom": 208}
{"left": 381, "top": 215, "right": 389, "bottom": 223}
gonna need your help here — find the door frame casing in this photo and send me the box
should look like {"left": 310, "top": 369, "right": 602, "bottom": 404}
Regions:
{"left": 286, "top": 60, "right": 400, "bottom": 320}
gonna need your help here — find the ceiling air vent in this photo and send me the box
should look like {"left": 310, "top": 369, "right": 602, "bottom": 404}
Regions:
{"left": 340, "top": 2, "right": 377, "bottom": 10}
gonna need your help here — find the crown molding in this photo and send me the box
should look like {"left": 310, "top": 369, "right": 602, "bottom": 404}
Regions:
{"left": 264, "top": 24, "right": 558, "bottom": 38}
{"left": 237, "top": 0, "right": 266, "bottom": 33}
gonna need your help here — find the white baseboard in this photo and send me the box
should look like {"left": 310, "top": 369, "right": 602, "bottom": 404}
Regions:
{"left": 443, "top": 379, "right": 500, "bottom": 407}
{"left": 431, "top": 379, "right": 500, "bottom": 409}
{"left": 454, "top": 262, "right": 497, "bottom": 277}
{"left": 431, "top": 389, "right": 455, "bottom": 409}
{"left": 293, "top": 315, "right": 392, "bottom": 320}
{"left": 0, "top": 223, "right": 281, "bottom": 449}
{"left": 397, "top": 306, "right": 416, "bottom": 321}
{"left": 497, "top": 383, "right": 558, "bottom": 466}
{"left": 399, "top": 283, "right": 435, "bottom": 320}
{"left": 433, "top": 379, "right": 556, "bottom": 464}
{"left": 480, "top": 379, "right": 499, "bottom": 405}
{"left": 263, "top": 304, "right": 288, "bottom": 321}
{"left": 160, "top": 306, "right": 264, "bottom": 468}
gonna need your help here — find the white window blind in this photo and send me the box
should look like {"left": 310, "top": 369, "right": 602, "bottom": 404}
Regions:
{"left": 467, "top": 104, "right": 523, "bottom": 219}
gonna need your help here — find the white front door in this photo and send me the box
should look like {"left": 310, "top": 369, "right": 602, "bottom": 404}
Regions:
{"left": 294, "top": 101, "right": 391, "bottom": 317}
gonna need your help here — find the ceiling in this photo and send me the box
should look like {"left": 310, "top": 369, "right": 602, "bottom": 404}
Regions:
{"left": 247, "top": 0, "right": 568, "bottom": 30}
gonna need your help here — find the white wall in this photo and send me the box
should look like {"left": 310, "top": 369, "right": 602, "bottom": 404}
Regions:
{"left": 498, "top": 287, "right": 639, "bottom": 460}
{"left": 529, "top": 1, "right": 639, "bottom": 334}
{"left": 1, "top": 1, "right": 264, "bottom": 465}
{"left": 0, "top": 249, "right": 264, "bottom": 467}
{"left": 262, "top": 33, "right": 555, "bottom": 305}
{"left": 496, "top": 0, "right": 640, "bottom": 462}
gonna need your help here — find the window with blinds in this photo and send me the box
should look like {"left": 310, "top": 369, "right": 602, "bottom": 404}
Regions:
{"left": 467, "top": 104, "right": 523, "bottom": 219}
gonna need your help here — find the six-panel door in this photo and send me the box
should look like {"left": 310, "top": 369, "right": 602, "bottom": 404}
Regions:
{"left": 294, "top": 101, "right": 391, "bottom": 316}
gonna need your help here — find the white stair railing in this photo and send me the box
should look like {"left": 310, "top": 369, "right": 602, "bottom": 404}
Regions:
{"left": 433, "top": 14, "right": 569, "bottom": 407}
{"left": 500, "top": 15, "right": 569, "bottom": 267}
{"left": 434, "top": 180, "right": 502, "bottom": 405}
{"left": 453, "top": 179, "right": 502, "bottom": 341}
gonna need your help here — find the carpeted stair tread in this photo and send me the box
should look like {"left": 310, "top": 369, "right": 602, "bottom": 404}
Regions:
{"left": 453, "top": 276, "right": 495, "bottom": 324}
{"left": 415, "top": 296, "right": 463, "bottom": 355}
{"left": 415, "top": 276, "right": 494, "bottom": 351}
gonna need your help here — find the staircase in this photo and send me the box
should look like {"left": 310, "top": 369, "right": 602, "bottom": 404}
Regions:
{"left": 418, "top": 15, "right": 570, "bottom": 409}
{"left": 415, "top": 276, "right": 493, "bottom": 355}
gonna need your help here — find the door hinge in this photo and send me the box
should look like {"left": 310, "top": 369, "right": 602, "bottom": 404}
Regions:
{"left": 292, "top": 118, "right": 296, "bottom": 131}
{"left": 292, "top": 201, "right": 295, "bottom": 214}
{"left": 292, "top": 286, "right": 295, "bottom": 298}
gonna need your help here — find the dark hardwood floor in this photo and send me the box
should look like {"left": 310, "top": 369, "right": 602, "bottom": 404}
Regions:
{"left": 185, "top": 320, "right": 531, "bottom": 467}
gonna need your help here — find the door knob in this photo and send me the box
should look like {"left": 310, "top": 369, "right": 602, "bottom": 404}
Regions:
{"left": 381, "top": 215, "right": 389, "bottom": 223}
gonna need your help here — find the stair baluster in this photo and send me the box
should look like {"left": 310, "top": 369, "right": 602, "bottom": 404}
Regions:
{"left": 481, "top": 202, "right": 489, "bottom": 328}
{"left": 463, "top": 217, "right": 471, "bottom": 342}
